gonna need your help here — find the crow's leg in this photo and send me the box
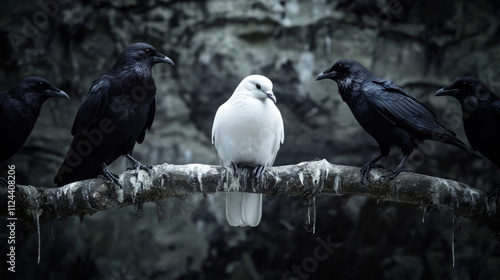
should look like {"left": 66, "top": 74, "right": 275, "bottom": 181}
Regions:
{"left": 100, "top": 163, "right": 122, "bottom": 187}
{"left": 360, "top": 155, "right": 385, "bottom": 184}
{"left": 253, "top": 164, "right": 266, "bottom": 178}
{"left": 381, "top": 155, "right": 413, "bottom": 180}
{"left": 125, "top": 154, "right": 153, "bottom": 174}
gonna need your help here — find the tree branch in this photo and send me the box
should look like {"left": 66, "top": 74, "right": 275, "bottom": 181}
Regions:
{"left": 1, "top": 159, "right": 499, "bottom": 236}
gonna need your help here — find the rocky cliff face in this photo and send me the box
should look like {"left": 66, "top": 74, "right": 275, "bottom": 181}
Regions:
{"left": 1, "top": 0, "right": 499, "bottom": 279}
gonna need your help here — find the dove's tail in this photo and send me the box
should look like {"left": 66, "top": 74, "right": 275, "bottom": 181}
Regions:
{"left": 226, "top": 192, "right": 262, "bottom": 227}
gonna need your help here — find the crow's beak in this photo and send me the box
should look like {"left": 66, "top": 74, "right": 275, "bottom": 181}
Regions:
{"left": 315, "top": 71, "right": 336, "bottom": 81}
{"left": 266, "top": 90, "right": 277, "bottom": 103}
{"left": 46, "top": 86, "right": 70, "bottom": 99}
{"left": 435, "top": 86, "right": 459, "bottom": 97}
{"left": 154, "top": 52, "right": 175, "bottom": 66}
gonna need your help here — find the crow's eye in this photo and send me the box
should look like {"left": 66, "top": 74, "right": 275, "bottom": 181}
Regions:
{"left": 256, "top": 83, "right": 261, "bottom": 90}
{"left": 145, "top": 48, "right": 152, "bottom": 55}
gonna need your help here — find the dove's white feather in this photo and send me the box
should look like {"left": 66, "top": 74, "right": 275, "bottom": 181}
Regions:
{"left": 212, "top": 75, "right": 284, "bottom": 227}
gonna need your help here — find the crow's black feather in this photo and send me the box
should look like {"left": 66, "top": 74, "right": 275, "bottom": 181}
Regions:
{"left": 436, "top": 77, "right": 500, "bottom": 169}
{"left": 0, "top": 76, "right": 68, "bottom": 165}
{"left": 54, "top": 42, "right": 173, "bottom": 187}
{"left": 316, "top": 59, "right": 469, "bottom": 183}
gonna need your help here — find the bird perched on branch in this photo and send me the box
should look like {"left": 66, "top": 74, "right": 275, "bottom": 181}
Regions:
{"left": 54, "top": 42, "right": 174, "bottom": 187}
{"left": 435, "top": 77, "right": 500, "bottom": 169}
{"left": 0, "top": 76, "right": 68, "bottom": 163}
{"left": 315, "top": 59, "right": 469, "bottom": 183}
{"left": 212, "top": 75, "right": 284, "bottom": 227}
{"left": 0, "top": 77, "right": 68, "bottom": 184}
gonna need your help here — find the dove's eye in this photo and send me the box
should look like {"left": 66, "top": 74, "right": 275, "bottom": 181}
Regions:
{"left": 256, "top": 84, "right": 261, "bottom": 90}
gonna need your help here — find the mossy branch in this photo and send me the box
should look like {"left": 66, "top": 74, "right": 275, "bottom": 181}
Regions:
{"left": 1, "top": 159, "right": 498, "bottom": 236}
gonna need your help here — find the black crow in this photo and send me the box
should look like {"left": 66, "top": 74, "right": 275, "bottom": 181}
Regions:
{"left": 54, "top": 42, "right": 174, "bottom": 187}
{"left": 0, "top": 77, "right": 68, "bottom": 184}
{"left": 315, "top": 59, "right": 469, "bottom": 183}
{"left": 435, "top": 77, "right": 500, "bottom": 169}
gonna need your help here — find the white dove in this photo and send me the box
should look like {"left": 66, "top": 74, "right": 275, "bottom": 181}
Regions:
{"left": 212, "top": 75, "right": 284, "bottom": 227}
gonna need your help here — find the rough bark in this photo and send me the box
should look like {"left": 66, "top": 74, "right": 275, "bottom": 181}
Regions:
{"left": 1, "top": 159, "right": 498, "bottom": 237}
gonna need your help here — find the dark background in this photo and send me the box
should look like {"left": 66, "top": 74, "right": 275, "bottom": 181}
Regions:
{"left": 1, "top": 0, "right": 500, "bottom": 279}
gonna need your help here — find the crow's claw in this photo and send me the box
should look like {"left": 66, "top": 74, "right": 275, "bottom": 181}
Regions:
{"left": 380, "top": 166, "right": 412, "bottom": 181}
{"left": 126, "top": 163, "right": 153, "bottom": 172}
{"left": 100, "top": 163, "right": 122, "bottom": 188}
{"left": 360, "top": 163, "right": 384, "bottom": 185}
{"left": 125, "top": 154, "right": 152, "bottom": 174}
